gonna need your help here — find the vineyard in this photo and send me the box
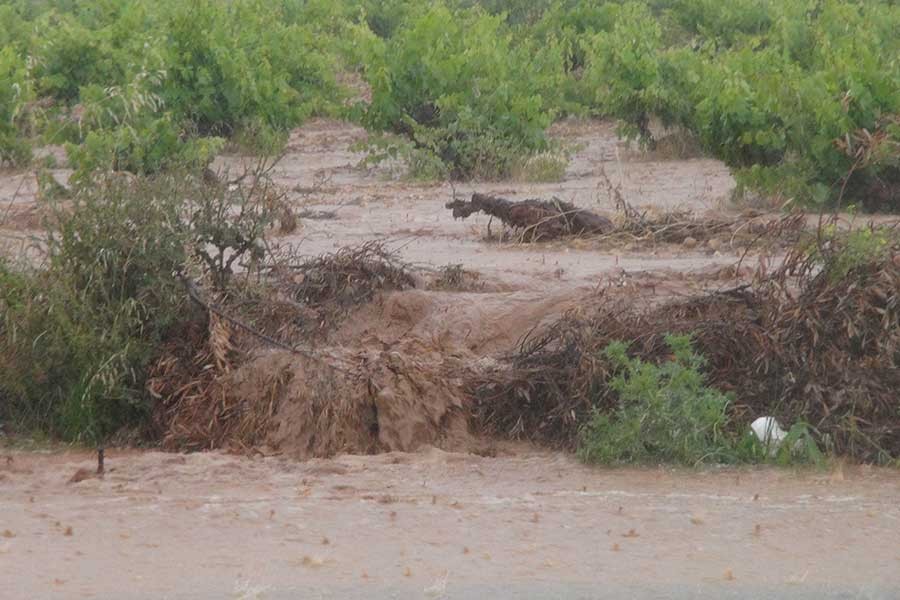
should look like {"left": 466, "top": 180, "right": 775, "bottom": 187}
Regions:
{"left": 0, "top": 0, "right": 896, "bottom": 205}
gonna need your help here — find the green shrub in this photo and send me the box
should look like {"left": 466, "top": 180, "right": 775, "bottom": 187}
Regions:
{"left": 357, "top": 0, "right": 419, "bottom": 38}
{"left": 0, "top": 5, "right": 28, "bottom": 50}
{"left": 63, "top": 68, "right": 224, "bottom": 181}
{"left": 0, "top": 176, "right": 191, "bottom": 442}
{"left": 666, "top": 0, "right": 773, "bottom": 48}
{"left": 576, "top": 0, "right": 900, "bottom": 208}
{"left": 581, "top": 3, "right": 671, "bottom": 141}
{"left": 0, "top": 161, "right": 284, "bottom": 441}
{"left": 360, "top": 133, "right": 451, "bottom": 181}
{"left": 0, "top": 47, "right": 33, "bottom": 166}
{"left": 812, "top": 225, "right": 893, "bottom": 282}
{"left": 511, "top": 151, "right": 568, "bottom": 183}
{"left": 451, "top": 0, "right": 553, "bottom": 26}
{"left": 160, "top": 0, "right": 337, "bottom": 137}
{"left": 531, "top": 1, "right": 620, "bottom": 71}
{"left": 578, "top": 334, "right": 735, "bottom": 465}
{"left": 1, "top": 0, "right": 343, "bottom": 174}
{"left": 362, "top": 3, "right": 567, "bottom": 179}
{"left": 31, "top": 13, "right": 124, "bottom": 101}
{"left": 2, "top": 171, "right": 279, "bottom": 442}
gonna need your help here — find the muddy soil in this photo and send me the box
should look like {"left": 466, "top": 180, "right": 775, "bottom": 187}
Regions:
{"left": 3, "top": 119, "right": 899, "bottom": 598}
{"left": 2, "top": 448, "right": 899, "bottom": 599}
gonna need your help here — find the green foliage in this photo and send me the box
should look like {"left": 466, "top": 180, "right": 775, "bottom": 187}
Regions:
{"left": 578, "top": 335, "right": 736, "bottom": 466}
{"left": 730, "top": 419, "right": 826, "bottom": 465}
{"left": 160, "top": 0, "right": 338, "bottom": 137}
{"left": 361, "top": 133, "right": 450, "bottom": 181}
{"left": 578, "top": 0, "right": 900, "bottom": 208}
{"left": 1, "top": 0, "right": 897, "bottom": 200}
{"left": 362, "top": 3, "right": 567, "bottom": 179}
{"left": 576, "top": 333, "right": 830, "bottom": 466}
{"left": 30, "top": 12, "right": 125, "bottom": 102}
{"left": 357, "top": 0, "right": 419, "bottom": 38}
{"left": 814, "top": 225, "right": 892, "bottom": 281}
{"left": 776, "top": 423, "right": 825, "bottom": 466}
{"left": 666, "top": 0, "right": 773, "bottom": 47}
{"left": 581, "top": 3, "right": 674, "bottom": 141}
{"left": 0, "top": 169, "right": 278, "bottom": 442}
{"left": 1, "top": 0, "right": 342, "bottom": 174}
{"left": 58, "top": 64, "right": 224, "bottom": 181}
{"left": 0, "top": 46, "right": 33, "bottom": 165}
{"left": 451, "top": 0, "right": 553, "bottom": 26}
{"left": 66, "top": 118, "right": 223, "bottom": 182}
{"left": 512, "top": 151, "right": 568, "bottom": 183}
{"left": 0, "top": 177, "right": 190, "bottom": 442}
{"left": 531, "top": 1, "right": 620, "bottom": 70}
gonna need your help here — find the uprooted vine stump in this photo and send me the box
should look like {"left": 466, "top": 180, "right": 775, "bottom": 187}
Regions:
{"left": 446, "top": 193, "right": 614, "bottom": 241}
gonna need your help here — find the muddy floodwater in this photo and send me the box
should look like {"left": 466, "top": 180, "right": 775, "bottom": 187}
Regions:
{"left": 2, "top": 119, "right": 899, "bottom": 599}
{"left": 2, "top": 448, "right": 899, "bottom": 599}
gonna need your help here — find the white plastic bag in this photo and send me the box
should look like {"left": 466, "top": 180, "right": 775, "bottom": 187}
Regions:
{"left": 750, "top": 416, "right": 787, "bottom": 455}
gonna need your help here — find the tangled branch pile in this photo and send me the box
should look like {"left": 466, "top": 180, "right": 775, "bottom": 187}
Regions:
{"left": 148, "top": 242, "right": 470, "bottom": 456}
{"left": 190, "top": 242, "right": 417, "bottom": 347}
{"left": 275, "top": 242, "right": 416, "bottom": 332}
{"left": 600, "top": 203, "right": 807, "bottom": 248}
{"left": 473, "top": 228, "right": 900, "bottom": 462}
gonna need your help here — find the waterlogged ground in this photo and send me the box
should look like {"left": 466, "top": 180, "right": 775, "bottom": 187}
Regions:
{"left": 2, "top": 447, "right": 899, "bottom": 599}
{"left": 216, "top": 118, "right": 741, "bottom": 288}
{"left": 2, "top": 120, "right": 899, "bottom": 599}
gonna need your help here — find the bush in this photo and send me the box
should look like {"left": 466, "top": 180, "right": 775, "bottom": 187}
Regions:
{"left": 0, "top": 46, "right": 33, "bottom": 166}
{"left": 577, "top": 0, "right": 900, "bottom": 208}
{"left": 511, "top": 151, "right": 568, "bottom": 183}
{"left": 665, "top": 0, "right": 773, "bottom": 47}
{"left": 30, "top": 12, "right": 125, "bottom": 102}
{"left": 1, "top": 0, "right": 342, "bottom": 173}
{"left": 451, "top": 0, "right": 553, "bottom": 26}
{"left": 0, "top": 176, "right": 190, "bottom": 442}
{"left": 356, "top": 0, "right": 419, "bottom": 38}
{"left": 159, "top": 0, "right": 338, "bottom": 139}
{"left": 362, "top": 3, "right": 567, "bottom": 179}
{"left": 0, "top": 169, "right": 277, "bottom": 442}
{"left": 581, "top": 2, "right": 673, "bottom": 141}
{"left": 578, "top": 334, "right": 736, "bottom": 466}
{"left": 61, "top": 65, "right": 224, "bottom": 182}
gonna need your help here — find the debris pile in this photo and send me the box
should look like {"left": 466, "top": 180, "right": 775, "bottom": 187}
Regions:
{"left": 445, "top": 192, "right": 804, "bottom": 249}
{"left": 277, "top": 242, "right": 416, "bottom": 334}
{"left": 472, "top": 231, "right": 900, "bottom": 461}
{"left": 151, "top": 335, "right": 476, "bottom": 457}
{"left": 602, "top": 203, "right": 806, "bottom": 248}
{"left": 149, "top": 228, "right": 900, "bottom": 463}
{"left": 149, "top": 244, "right": 475, "bottom": 457}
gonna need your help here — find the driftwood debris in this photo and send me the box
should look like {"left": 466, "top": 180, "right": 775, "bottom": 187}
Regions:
{"left": 446, "top": 193, "right": 613, "bottom": 241}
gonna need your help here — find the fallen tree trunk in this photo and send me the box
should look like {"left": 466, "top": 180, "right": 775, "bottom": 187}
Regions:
{"left": 446, "top": 193, "right": 614, "bottom": 241}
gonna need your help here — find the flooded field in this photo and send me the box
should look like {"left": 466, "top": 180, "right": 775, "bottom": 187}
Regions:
{"left": 2, "top": 119, "right": 898, "bottom": 599}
